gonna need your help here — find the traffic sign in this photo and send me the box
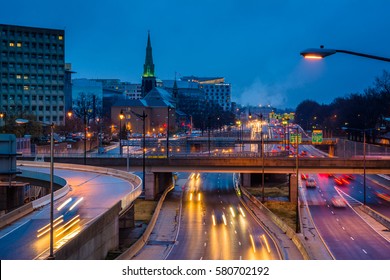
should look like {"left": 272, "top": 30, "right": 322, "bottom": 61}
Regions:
{"left": 290, "top": 133, "right": 302, "bottom": 144}
{"left": 312, "top": 130, "right": 323, "bottom": 144}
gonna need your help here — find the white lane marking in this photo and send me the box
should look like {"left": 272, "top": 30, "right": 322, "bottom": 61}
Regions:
{"left": 204, "top": 242, "right": 207, "bottom": 247}
{"left": 0, "top": 219, "right": 30, "bottom": 239}
{"left": 342, "top": 227, "right": 345, "bottom": 230}
{"left": 362, "top": 249, "right": 368, "bottom": 254}
{"left": 238, "top": 242, "right": 241, "bottom": 246}
{"left": 350, "top": 237, "right": 354, "bottom": 240}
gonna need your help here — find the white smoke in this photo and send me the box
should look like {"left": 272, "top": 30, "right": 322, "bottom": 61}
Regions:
{"left": 239, "top": 78, "right": 287, "bottom": 108}
{"left": 238, "top": 62, "right": 324, "bottom": 108}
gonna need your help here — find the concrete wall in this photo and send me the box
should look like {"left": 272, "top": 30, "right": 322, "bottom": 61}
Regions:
{"left": 54, "top": 202, "right": 121, "bottom": 260}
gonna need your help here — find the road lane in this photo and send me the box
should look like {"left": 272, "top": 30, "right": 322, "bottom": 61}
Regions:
{"left": 166, "top": 173, "right": 280, "bottom": 260}
{"left": 304, "top": 174, "right": 390, "bottom": 259}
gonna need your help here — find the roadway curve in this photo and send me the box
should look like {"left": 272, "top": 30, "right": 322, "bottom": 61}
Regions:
{"left": 0, "top": 166, "right": 135, "bottom": 260}
{"left": 166, "top": 173, "right": 281, "bottom": 260}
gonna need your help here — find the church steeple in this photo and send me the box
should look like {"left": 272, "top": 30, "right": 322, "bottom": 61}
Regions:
{"left": 143, "top": 31, "right": 155, "bottom": 78}
{"left": 142, "top": 31, "right": 157, "bottom": 97}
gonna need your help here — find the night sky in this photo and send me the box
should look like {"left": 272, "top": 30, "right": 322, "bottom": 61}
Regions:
{"left": 1, "top": 0, "right": 390, "bottom": 109}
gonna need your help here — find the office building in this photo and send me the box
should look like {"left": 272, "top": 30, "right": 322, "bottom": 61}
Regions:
{"left": 0, "top": 24, "right": 70, "bottom": 125}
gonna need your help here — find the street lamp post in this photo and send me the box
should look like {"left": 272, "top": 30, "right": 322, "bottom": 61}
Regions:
{"left": 16, "top": 119, "right": 55, "bottom": 259}
{"left": 250, "top": 113, "right": 265, "bottom": 202}
{"left": 131, "top": 110, "right": 148, "bottom": 192}
{"left": 295, "top": 126, "right": 300, "bottom": 233}
{"left": 83, "top": 108, "right": 87, "bottom": 165}
{"left": 301, "top": 46, "right": 390, "bottom": 206}
{"left": 301, "top": 46, "right": 390, "bottom": 62}
{"left": 166, "top": 106, "right": 171, "bottom": 158}
{"left": 119, "top": 110, "right": 124, "bottom": 156}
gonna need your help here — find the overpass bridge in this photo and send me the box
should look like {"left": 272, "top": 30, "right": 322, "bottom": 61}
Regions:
{"left": 26, "top": 155, "right": 389, "bottom": 174}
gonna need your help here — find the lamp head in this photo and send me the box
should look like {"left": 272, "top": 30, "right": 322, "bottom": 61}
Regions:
{"left": 300, "top": 47, "right": 337, "bottom": 59}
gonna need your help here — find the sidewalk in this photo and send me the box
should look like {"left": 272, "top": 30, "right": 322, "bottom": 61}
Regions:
{"left": 131, "top": 179, "right": 185, "bottom": 260}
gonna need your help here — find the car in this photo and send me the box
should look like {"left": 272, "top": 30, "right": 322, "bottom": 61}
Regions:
{"left": 343, "top": 174, "right": 355, "bottom": 180}
{"left": 375, "top": 191, "right": 390, "bottom": 202}
{"left": 306, "top": 177, "right": 317, "bottom": 188}
{"left": 331, "top": 196, "right": 347, "bottom": 208}
{"left": 334, "top": 176, "right": 349, "bottom": 185}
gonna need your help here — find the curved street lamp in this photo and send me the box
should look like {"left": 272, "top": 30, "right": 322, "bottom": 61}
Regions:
{"left": 301, "top": 46, "right": 390, "bottom": 207}
{"left": 300, "top": 46, "right": 390, "bottom": 62}
{"left": 16, "top": 118, "right": 55, "bottom": 259}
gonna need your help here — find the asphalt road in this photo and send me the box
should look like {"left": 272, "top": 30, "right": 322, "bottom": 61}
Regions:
{"left": 304, "top": 173, "right": 390, "bottom": 260}
{"left": 166, "top": 173, "right": 281, "bottom": 260}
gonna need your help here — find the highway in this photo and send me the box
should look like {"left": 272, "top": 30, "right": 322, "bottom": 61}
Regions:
{"left": 303, "top": 173, "right": 390, "bottom": 259}
{"left": 0, "top": 166, "right": 135, "bottom": 260}
{"left": 166, "top": 173, "right": 281, "bottom": 260}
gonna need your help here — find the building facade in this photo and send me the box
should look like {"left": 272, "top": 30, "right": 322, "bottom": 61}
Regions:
{"left": 0, "top": 24, "right": 69, "bottom": 125}
{"left": 181, "top": 76, "right": 232, "bottom": 111}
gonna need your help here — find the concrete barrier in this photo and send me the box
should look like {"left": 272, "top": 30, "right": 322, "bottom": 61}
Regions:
{"left": 359, "top": 205, "right": 390, "bottom": 230}
{"left": 0, "top": 169, "right": 69, "bottom": 229}
{"left": 0, "top": 203, "right": 33, "bottom": 229}
{"left": 53, "top": 202, "right": 122, "bottom": 260}
{"left": 240, "top": 186, "right": 311, "bottom": 260}
{"left": 116, "top": 183, "right": 174, "bottom": 260}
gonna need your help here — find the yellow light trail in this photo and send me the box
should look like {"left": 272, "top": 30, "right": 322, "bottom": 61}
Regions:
{"left": 239, "top": 207, "right": 246, "bottom": 217}
{"left": 212, "top": 214, "right": 216, "bottom": 226}
{"left": 36, "top": 215, "right": 64, "bottom": 238}
{"left": 55, "top": 215, "right": 81, "bottom": 238}
{"left": 69, "top": 197, "right": 83, "bottom": 211}
{"left": 229, "top": 206, "right": 235, "bottom": 218}
{"left": 249, "top": 234, "right": 256, "bottom": 253}
{"left": 222, "top": 213, "right": 227, "bottom": 226}
{"left": 261, "top": 234, "right": 271, "bottom": 253}
{"left": 57, "top": 198, "right": 72, "bottom": 211}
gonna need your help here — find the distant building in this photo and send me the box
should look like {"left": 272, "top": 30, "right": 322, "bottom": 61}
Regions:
{"left": 0, "top": 24, "right": 71, "bottom": 125}
{"left": 181, "top": 76, "right": 232, "bottom": 111}
{"left": 72, "top": 78, "right": 103, "bottom": 102}
{"left": 111, "top": 87, "right": 176, "bottom": 136}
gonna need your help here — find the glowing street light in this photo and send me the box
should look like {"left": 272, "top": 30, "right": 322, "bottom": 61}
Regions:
{"left": 301, "top": 46, "right": 390, "bottom": 62}
{"left": 119, "top": 110, "right": 125, "bottom": 156}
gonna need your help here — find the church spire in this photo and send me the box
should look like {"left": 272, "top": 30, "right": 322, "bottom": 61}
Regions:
{"left": 143, "top": 31, "right": 155, "bottom": 78}
{"left": 141, "top": 31, "right": 157, "bottom": 97}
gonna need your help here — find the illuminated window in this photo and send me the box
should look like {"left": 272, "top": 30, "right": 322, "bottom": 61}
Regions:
{"left": 9, "top": 42, "right": 15, "bottom": 47}
{"left": 17, "top": 42, "right": 22, "bottom": 47}
{"left": 23, "top": 85, "right": 29, "bottom": 90}
{"left": 16, "top": 74, "right": 22, "bottom": 79}
{"left": 58, "top": 35, "right": 63, "bottom": 40}
{"left": 24, "top": 75, "right": 28, "bottom": 80}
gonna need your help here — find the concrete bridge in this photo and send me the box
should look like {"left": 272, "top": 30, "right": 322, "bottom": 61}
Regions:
{"left": 25, "top": 155, "right": 390, "bottom": 174}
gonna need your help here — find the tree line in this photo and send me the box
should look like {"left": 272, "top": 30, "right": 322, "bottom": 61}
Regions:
{"left": 295, "top": 70, "right": 390, "bottom": 143}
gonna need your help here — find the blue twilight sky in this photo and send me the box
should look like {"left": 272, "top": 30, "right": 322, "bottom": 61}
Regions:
{"left": 1, "top": 0, "right": 390, "bottom": 109}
